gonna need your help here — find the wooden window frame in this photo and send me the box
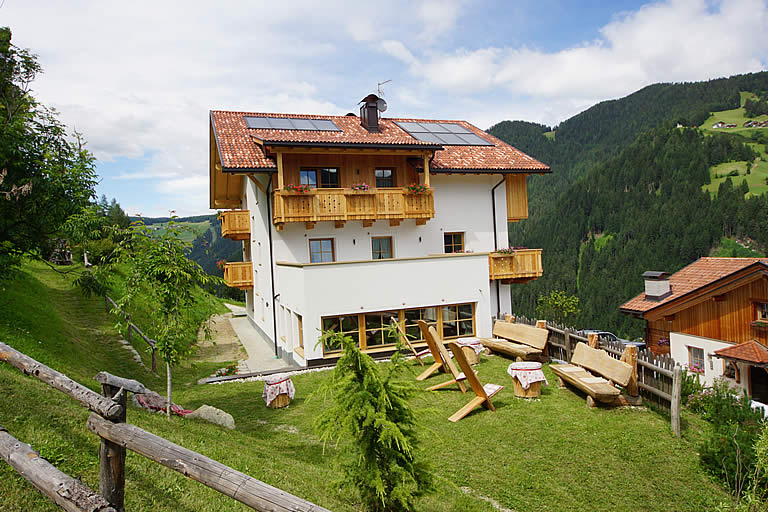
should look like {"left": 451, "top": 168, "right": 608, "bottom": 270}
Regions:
{"left": 300, "top": 167, "right": 339, "bottom": 188}
{"left": 320, "top": 302, "right": 476, "bottom": 356}
{"left": 688, "top": 346, "right": 705, "bottom": 372}
{"left": 755, "top": 301, "right": 768, "bottom": 322}
{"left": 374, "top": 167, "right": 395, "bottom": 188}
{"left": 371, "top": 236, "right": 393, "bottom": 260}
{"left": 308, "top": 238, "right": 335, "bottom": 263}
{"left": 444, "top": 232, "right": 464, "bottom": 253}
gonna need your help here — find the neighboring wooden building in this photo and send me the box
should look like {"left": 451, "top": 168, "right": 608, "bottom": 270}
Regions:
{"left": 620, "top": 258, "right": 768, "bottom": 402}
{"left": 209, "top": 94, "right": 550, "bottom": 366}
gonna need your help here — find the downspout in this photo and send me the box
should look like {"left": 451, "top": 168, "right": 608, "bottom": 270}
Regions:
{"left": 266, "top": 174, "right": 279, "bottom": 358}
{"left": 491, "top": 176, "right": 506, "bottom": 318}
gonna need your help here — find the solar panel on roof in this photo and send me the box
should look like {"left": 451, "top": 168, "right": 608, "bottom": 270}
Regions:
{"left": 394, "top": 121, "right": 493, "bottom": 146}
{"left": 243, "top": 116, "right": 341, "bottom": 132}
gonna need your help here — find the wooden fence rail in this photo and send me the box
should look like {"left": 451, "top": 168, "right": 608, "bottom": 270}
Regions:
{"left": 104, "top": 295, "right": 157, "bottom": 372}
{"left": 87, "top": 414, "right": 329, "bottom": 512}
{"left": 0, "top": 342, "right": 124, "bottom": 421}
{"left": 1, "top": 345, "right": 330, "bottom": 512}
{"left": 0, "top": 426, "right": 117, "bottom": 512}
{"left": 510, "top": 314, "right": 681, "bottom": 436}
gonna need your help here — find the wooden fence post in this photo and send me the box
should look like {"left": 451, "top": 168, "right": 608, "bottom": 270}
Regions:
{"left": 671, "top": 365, "right": 682, "bottom": 438}
{"left": 98, "top": 384, "right": 126, "bottom": 511}
{"left": 151, "top": 348, "right": 157, "bottom": 373}
{"left": 564, "top": 329, "right": 572, "bottom": 362}
{"left": 105, "top": 295, "right": 109, "bottom": 313}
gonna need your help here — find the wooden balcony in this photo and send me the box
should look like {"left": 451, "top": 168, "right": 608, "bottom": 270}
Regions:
{"left": 223, "top": 262, "right": 253, "bottom": 289}
{"left": 219, "top": 210, "right": 250, "bottom": 241}
{"left": 489, "top": 249, "right": 543, "bottom": 283}
{"left": 272, "top": 188, "right": 434, "bottom": 230}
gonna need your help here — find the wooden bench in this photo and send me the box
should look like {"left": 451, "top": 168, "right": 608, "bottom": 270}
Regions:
{"left": 550, "top": 342, "right": 638, "bottom": 407}
{"left": 479, "top": 320, "right": 548, "bottom": 361}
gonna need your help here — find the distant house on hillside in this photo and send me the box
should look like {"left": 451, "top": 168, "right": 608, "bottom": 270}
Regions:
{"left": 620, "top": 258, "right": 768, "bottom": 402}
{"left": 208, "top": 94, "right": 550, "bottom": 367}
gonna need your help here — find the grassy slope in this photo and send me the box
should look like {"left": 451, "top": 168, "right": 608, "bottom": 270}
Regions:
{"left": 1, "top": 262, "right": 730, "bottom": 511}
{"left": 699, "top": 92, "right": 768, "bottom": 136}
{"left": 148, "top": 219, "right": 212, "bottom": 244}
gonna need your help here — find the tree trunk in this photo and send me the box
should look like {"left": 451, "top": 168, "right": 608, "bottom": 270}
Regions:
{"left": 166, "top": 362, "right": 171, "bottom": 420}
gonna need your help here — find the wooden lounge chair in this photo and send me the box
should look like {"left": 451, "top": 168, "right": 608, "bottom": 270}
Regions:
{"left": 390, "top": 316, "right": 428, "bottom": 367}
{"left": 550, "top": 342, "right": 634, "bottom": 406}
{"left": 445, "top": 341, "right": 504, "bottom": 422}
{"left": 416, "top": 320, "right": 467, "bottom": 393}
{"left": 479, "top": 320, "right": 548, "bottom": 361}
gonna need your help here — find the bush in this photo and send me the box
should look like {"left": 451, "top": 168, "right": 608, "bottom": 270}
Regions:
{"left": 689, "top": 379, "right": 765, "bottom": 495}
{"left": 681, "top": 368, "right": 704, "bottom": 405}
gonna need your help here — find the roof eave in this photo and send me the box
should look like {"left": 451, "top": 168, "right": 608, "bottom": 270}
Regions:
{"left": 261, "top": 140, "right": 443, "bottom": 151}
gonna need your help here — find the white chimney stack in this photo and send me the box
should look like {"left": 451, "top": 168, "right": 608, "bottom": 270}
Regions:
{"left": 643, "top": 271, "right": 671, "bottom": 301}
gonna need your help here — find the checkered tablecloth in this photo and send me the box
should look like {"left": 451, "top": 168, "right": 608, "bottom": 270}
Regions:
{"left": 507, "top": 362, "right": 548, "bottom": 390}
{"left": 262, "top": 373, "right": 296, "bottom": 405}
{"left": 457, "top": 337, "right": 486, "bottom": 355}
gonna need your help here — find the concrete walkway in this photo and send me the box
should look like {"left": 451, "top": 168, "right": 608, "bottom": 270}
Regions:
{"left": 228, "top": 315, "right": 288, "bottom": 374}
{"left": 223, "top": 303, "right": 247, "bottom": 317}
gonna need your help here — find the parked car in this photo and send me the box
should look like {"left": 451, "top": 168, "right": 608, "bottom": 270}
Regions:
{"left": 582, "top": 330, "right": 646, "bottom": 351}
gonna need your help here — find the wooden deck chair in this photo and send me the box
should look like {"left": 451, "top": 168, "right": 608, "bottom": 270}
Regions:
{"left": 414, "top": 321, "right": 466, "bottom": 393}
{"left": 424, "top": 324, "right": 467, "bottom": 393}
{"left": 389, "top": 316, "right": 428, "bottom": 367}
{"left": 445, "top": 341, "right": 504, "bottom": 422}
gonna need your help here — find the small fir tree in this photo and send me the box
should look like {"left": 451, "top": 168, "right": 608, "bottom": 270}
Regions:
{"left": 314, "top": 329, "right": 433, "bottom": 511}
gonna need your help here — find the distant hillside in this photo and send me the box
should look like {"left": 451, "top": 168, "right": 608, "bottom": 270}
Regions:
{"left": 488, "top": 71, "right": 768, "bottom": 338}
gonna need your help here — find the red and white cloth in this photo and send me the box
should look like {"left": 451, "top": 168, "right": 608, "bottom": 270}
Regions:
{"left": 457, "top": 337, "right": 486, "bottom": 355}
{"left": 262, "top": 373, "right": 296, "bottom": 405}
{"left": 507, "top": 362, "right": 548, "bottom": 390}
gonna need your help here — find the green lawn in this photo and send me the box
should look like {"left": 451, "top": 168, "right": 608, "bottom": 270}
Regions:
{"left": 703, "top": 159, "right": 768, "bottom": 197}
{"left": 148, "top": 219, "right": 212, "bottom": 244}
{"left": 698, "top": 91, "right": 768, "bottom": 136}
{"left": 0, "top": 262, "right": 731, "bottom": 511}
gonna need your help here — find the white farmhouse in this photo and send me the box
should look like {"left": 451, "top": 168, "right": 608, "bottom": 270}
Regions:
{"left": 209, "top": 95, "right": 550, "bottom": 367}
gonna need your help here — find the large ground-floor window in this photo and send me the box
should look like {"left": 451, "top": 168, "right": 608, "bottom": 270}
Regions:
{"left": 321, "top": 302, "right": 476, "bottom": 355}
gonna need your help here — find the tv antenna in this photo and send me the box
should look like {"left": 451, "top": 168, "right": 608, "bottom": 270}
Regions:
{"left": 377, "top": 79, "right": 392, "bottom": 97}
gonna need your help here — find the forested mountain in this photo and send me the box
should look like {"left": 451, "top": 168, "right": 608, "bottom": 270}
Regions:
{"left": 488, "top": 72, "right": 768, "bottom": 338}
{"left": 187, "top": 218, "right": 244, "bottom": 300}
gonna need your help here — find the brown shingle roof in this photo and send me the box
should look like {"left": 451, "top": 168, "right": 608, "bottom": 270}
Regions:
{"left": 620, "top": 257, "right": 768, "bottom": 314}
{"left": 714, "top": 340, "right": 768, "bottom": 364}
{"left": 210, "top": 110, "right": 550, "bottom": 172}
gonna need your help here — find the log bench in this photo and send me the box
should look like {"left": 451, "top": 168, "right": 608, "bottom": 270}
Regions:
{"left": 550, "top": 342, "right": 639, "bottom": 407}
{"left": 479, "top": 320, "right": 548, "bottom": 361}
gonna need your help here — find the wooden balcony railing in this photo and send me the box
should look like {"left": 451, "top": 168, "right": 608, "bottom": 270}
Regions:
{"left": 219, "top": 210, "right": 250, "bottom": 241}
{"left": 489, "top": 249, "right": 543, "bottom": 283}
{"left": 223, "top": 262, "right": 253, "bottom": 289}
{"left": 272, "top": 188, "right": 434, "bottom": 229}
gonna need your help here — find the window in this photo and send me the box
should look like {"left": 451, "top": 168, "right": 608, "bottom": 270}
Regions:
{"left": 375, "top": 168, "right": 394, "bottom": 187}
{"left": 300, "top": 169, "right": 317, "bottom": 187}
{"left": 444, "top": 232, "right": 464, "bottom": 253}
{"left": 403, "top": 307, "right": 438, "bottom": 342}
{"left": 309, "top": 238, "right": 335, "bottom": 263}
{"left": 365, "top": 311, "right": 400, "bottom": 348}
{"left": 321, "top": 315, "right": 359, "bottom": 352}
{"left": 757, "top": 302, "right": 768, "bottom": 321}
{"left": 320, "top": 303, "right": 475, "bottom": 355}
{"left": 441, "top": 304, "right": 474, "bottom": 339}
{"left": 372, "top": 236, "right": 393, "bottom": 259}
{"left": 300, "top": 167, "right": 338, "bottom": 188}
{"left": 688, "top": 346, "right": 705, "bottom": 373}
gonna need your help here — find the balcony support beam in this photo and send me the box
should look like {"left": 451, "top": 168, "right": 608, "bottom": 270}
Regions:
{"left": 423, "top": 154, "right": 430, "bottom": 188}
{"left": 276, "top": 152, "right": 284, "bottom": 190}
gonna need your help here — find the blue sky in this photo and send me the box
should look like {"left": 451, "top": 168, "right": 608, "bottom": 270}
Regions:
{"left": 3, "top": 0, "right": 767, "bottom": 216}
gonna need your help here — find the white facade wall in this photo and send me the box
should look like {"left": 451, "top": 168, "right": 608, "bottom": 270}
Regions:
{"left": 242, "top": 172, "right": 518, "bottom": 364}
{"left": 670, "top": 332, "right": 747, "bottom": 390}
{"left": 277, "top": 253, "right": 493, "bottom": 362}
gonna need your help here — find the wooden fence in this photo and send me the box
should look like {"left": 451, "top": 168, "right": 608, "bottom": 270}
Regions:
{"left": 104, "top": 295, "right": 157, "bottom": 372}
{"left": 512, "top": 315, "right": 682, "bottom": 436}
{"left": 0, "top": 342, "right": 330, "bottom": 512}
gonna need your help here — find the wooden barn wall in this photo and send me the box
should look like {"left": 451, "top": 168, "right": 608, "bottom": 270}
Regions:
{"left": 646, "top": 277, "right": 768, "bottom": 354}
{"left": 281, "top": 154, "right": 418, "bottom": 188}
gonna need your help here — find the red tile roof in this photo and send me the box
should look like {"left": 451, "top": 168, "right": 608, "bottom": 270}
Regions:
{"left": 210, "top": 110, "right": 550, "bottom": 172}
{"left": 714, "top": 340, "right": 768, "bottom": 364}
{"left": 620, "top": 257, "right": 768, "bottom": 314}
